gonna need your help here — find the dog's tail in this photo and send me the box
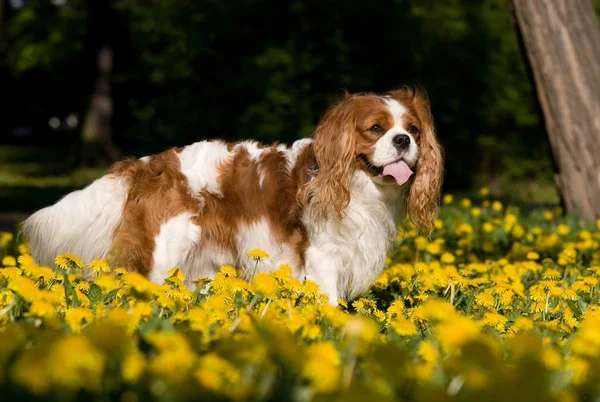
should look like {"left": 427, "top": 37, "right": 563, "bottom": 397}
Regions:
{"left": 20, "top": 176, "right": 128, "bottom": 268}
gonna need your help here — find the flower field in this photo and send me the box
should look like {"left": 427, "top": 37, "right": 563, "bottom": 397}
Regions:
{"left": 1, "top": 193, "right": 600, "bottom": 402}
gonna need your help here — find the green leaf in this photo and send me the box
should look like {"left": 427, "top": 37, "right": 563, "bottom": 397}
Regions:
{"left": 88, "top": 284, "right": 103, "bottom": 307}
{"left": 103, "top": 288, "right": 120, "bottom": 304}
{"left": 62, "top": 271, "right": 80, "bottom": 308}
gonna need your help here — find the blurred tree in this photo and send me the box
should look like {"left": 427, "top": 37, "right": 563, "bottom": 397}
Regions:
{"left": 80, "top": 0, "right": 120, "bottom": 166}
{"left": 509, "top": 0, "right": 600, "bottom": 220}
{"left": 3, "top": 0, "right": 558, "bottom": 199}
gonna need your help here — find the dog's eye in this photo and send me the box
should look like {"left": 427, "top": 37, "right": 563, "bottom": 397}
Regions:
{"left": 368, "top": 124, "right": 384, "bottom": 133}
{"left": 407, "top": 125, "right": 420, "bottom": 135}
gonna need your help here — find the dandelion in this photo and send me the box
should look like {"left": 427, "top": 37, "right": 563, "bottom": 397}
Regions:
{"left": 492, "top": 201, "right": 503, "bottom": 212}
{"left": 247, "top": 248, "right": 269, "bottom": 260}
{"left": 26, "top": 301, "right": 56, "bottom": 319}
{"left": 479, "top": 187, "right": 490, "bottom": 197}
{"left": 302, "top": 342, "right": 341, "bottom": 393}
{"left": 64, "top": 308, "right": 94, "bottom": 333}
{"left": 1, "top": 256, "right": 16, "bottom": 266}
{"left": 0, "top": 232, "right": 13, "bottom": 245}
{"left": 87, "top": 259, "right": 111, "bottom": 274}
{"left": 557, "top": 224, "right": 571, "bottom": 236}
{"left": 440, "top": 252, "right": 456, "bottom": 264}
{"left": 219, "top": 265, "right": 237, "bottom": 277}
{"left": 121, "top": 351, "right": 146, "bottom": 383}
{"left": 55, "top": 253, "right": 83, "bottom": 271}
{"left": 527, "top": 252, "right": 540, "bottom": 260}
{"left": 253, "top": 272, "right": 278, "bottom": 299}
{"left": 390, "top": 317, "right": 418, "bottom": 336}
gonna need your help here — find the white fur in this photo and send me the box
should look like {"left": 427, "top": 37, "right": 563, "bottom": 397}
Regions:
{"left": 304, "top": 171, "right": 402, "bottom": 304}
{"left": 284, "top": 138, "right": 313, "bottom": 170}
{"left": 372, "top": 98, "right": 418, "bottom": 167}
{"left": 150, "top": 212, "right": 200, "bottom": 284}
{"left": 21, "top": 176, "right": 127, "bottom": 267}
{"left": 236, "top": 218, "right": 301, "bottom": 277}
{"left": 177, "top": 140, "right": 231, "bottom": 196}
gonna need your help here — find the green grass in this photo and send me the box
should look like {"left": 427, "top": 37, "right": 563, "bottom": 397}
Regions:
{"left": 0, "top": 146, "right": 105, "bottom": 212}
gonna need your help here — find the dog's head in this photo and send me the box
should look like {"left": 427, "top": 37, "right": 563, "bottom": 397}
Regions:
{"left": 302, "top": 86, "right": 444, "bottom": 233}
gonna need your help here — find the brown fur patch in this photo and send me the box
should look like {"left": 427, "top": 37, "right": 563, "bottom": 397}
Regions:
{"left": 195, "top": 143, "right": 314, "bottom": 268}
{"left": 108, "top": 149, "right": 199, "bottom": 275}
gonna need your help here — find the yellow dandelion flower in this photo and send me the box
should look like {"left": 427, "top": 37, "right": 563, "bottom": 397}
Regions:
{"left": 167, "top": 267, "right": 186, "bottom": 283}
{"left": 474, "top": 290, "right": 495, "bottom": 309}
{"left": 492, "top": 201, "right": 503, "bottom": 212}
{"left": 26, "top": 301, "right": 56, "bottom": 319}
{"left": 391, "top": 317, "right": 418, "bottom": 336}
{"left": 471, "top": 207, "right": 481, "bottom": 217}
{"left": 122, "top": 351, "right": 146, "bottom": 384}
{"left": 219, "top": 265, "right": 237, "bottom": 277}
{"left": 482, "top": 222, "right": 494, "bottom": 233}
{"left": 86, "top": 259, "right": 111, "bottom": 274}
{"left": 425, "top": 242, "right": 441, "bottom": 255}
{"left": 461, "top": 198, "right": 472, "bottom": 208}
{"left": 479, "top": 187, "right": 489, "bottom": 197}
{"left": 2, "top": 255, "right": 17, "bottom": 267}
{"left": 543, "top": 269, "right": 562, "bottom": 280}
{"left": 194, "top": 353, "right": 242, "bottom": 398}
{"left": 481, "top": 311, "right": 508, "bottom": 332}
{"left": 436, "top": 315, "right": 480, "bottom": 351}
{"left": 55, "top": 253, "right": 83, "bottom": 270}
{"left": 64, "top": 308, "right": 94, "bottom": 333}
{"left": 373, "top": 309, "right": 386, "bottom": 322}
{"left": 247, "top": 248, "right": 269, "bottom": 260}
{"left": 443, "top": 194, "right": 454, "bottom": 204}
{"left": 253, "top": 272, "right": 278, "bottom": 299}
{"left": 302, "top": 342, "right": 341, "bottom": 394}
{"left": 557, "top": 224, "right": 570, "bottom": 236}
{"left": 417, "top": 341, "right": 438, "bottom": 364}
{"left": 441, "top": 252, "right": 456, "bottom": 264}
{"left": 527, "top": 252, "right": 540, "bottom": 260}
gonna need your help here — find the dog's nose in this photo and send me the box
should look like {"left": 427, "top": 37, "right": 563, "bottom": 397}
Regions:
{"left": 392, "top": 134, "right": 410, "bottom": 149}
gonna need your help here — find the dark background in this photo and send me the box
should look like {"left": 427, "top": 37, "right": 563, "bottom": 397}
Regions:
{"left": 2, "top": 0, "right": 599, "bottom": 217}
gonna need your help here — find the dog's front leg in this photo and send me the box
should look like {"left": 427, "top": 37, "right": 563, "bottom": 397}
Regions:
{"left": 304, "top": 247, "right": 340, "bottom": 306}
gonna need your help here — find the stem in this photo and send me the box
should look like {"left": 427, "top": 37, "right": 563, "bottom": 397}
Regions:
{"left": 343, "top": 340, "right": 358, "bottom": 389}
{"left": 544, "top": 290, "right": 550, "bottom": 320}
{"left": 260, "top": 299, "right": 271, "bottom": 321}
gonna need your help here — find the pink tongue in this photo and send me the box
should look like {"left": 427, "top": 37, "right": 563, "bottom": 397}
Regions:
{"left": 382, "top": 160, "right": 413, "bottom": 185}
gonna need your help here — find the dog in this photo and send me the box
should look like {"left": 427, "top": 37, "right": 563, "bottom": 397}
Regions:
{"left": 21, "top": 86, "right": 443, "bottom": 305}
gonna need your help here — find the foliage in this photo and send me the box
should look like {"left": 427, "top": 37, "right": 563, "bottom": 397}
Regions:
{"left": 2, "top": 0, "right": 558, "bottom": 195}
{"left": 1, "top": 193, "right": 600, "bottom": 400}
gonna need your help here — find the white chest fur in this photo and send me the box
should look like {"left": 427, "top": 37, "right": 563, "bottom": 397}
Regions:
{"left": 303, "top": 172, "right": 402, "bottom": 303}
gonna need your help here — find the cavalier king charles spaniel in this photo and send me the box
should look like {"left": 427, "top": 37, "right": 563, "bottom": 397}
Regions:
{"left": 22, "top": 86, "right": 443, "bottom": 305}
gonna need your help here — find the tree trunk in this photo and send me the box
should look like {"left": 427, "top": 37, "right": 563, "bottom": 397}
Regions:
{"left": 508, "top": 0, "right": 600, "bottom": 221}
{"left": 80, "top": 0, "right": 120, "bottom": 167}
{"left": 81, "top": 45, "right": 120, "bottom": 166}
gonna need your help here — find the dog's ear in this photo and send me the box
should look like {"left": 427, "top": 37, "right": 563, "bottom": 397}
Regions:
{"left": 388, "top": 86, "right": 444, "bottom": 234}
{"left": 300, "top": 95, "right": 357, "bottom": 219}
